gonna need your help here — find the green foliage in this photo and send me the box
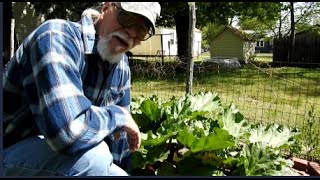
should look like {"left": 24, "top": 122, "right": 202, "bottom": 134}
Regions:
{"left": 238, "top": 17, "right": 277, "bottom": 40}
{"left": 157, "top": 2, "right": 188, "bottom": 28}
{"left": 198, "top": 2, "right": 281, "bottom": 50}
{"left": 129, "top": 92, "right": 303, "bottom": 176}
{"left": 296, "top": 25, "right": 320, "bottom": 36}
{"left": 301, "top": 106, "right": 320, "bottom": 161}
{"left": 196, "top": 2, "right": 281, "bottom": 28}
{"left": 201, "top": 23, "right": 225, "bottom": 50}
{"left": 30, "top": 2, "right": 102, "bottom": 21}
{"left": 237, "top": 2, "right": 281, "bottom": 22}
{"left": 29, "top": 2, "right": 283, "bottom": 63}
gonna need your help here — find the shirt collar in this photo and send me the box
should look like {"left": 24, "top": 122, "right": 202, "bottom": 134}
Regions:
{"left": 81, "top": 14, "right": 97, "bottom": 54}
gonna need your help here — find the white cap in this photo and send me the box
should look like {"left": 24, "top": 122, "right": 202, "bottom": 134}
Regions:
{"left": 119, "top": 2, "right": 161, "bottom": 35}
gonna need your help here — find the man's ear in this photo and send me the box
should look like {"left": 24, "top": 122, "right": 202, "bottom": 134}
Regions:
{"left": 101, "top": 2, "right": 112, "bottom": 12}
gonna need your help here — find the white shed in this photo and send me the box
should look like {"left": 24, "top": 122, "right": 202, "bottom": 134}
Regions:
{"left": 130, "top": 26, "right": 202, "bottom": 57}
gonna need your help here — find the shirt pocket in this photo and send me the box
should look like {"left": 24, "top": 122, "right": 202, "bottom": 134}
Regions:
{"left": 102, "top": 88, "right": 125, "bottom": 106}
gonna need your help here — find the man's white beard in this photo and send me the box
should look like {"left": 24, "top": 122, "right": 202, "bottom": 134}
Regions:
{"left": 97, "top": 31, "right": 133, "bottom": 64}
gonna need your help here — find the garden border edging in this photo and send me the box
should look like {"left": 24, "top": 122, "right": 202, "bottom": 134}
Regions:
{"left": 291, "top": 157, "right": 320, "bottom": 176}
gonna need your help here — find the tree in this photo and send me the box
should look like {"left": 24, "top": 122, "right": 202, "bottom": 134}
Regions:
{"left": 3, "top": 2, "right": 13, "bottom": 67}
{"left": 27, "top": 2, "right": 284, "bottom": 67}
{"left": 268, "top": 2, "right": 320, "bottom": 39}
{"left": 29, "top": 2, "right": 191, "bottom": 65}
{"left": 197, "top": 2, "right": 281, "bottom": 28}
{"left": 289, "top": 2, "right": 295, "bottom": 62}
{"left": 198, "top": 2, "right": 281, "bottom": 56}
{"left": 160, "top": 2, "right": 283, "bottom": 66}
{"left": 201, "top": 23, "right": 225, "bottom": 50}
{"left": 30, "top": 2, "right": 101, "bottom": 21}
{"left": 158, "top": 2, "right": 190, "bottom": 64}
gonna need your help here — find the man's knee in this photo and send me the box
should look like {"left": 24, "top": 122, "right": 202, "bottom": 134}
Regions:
{"left": 69, "top": 141, "right": 114, "bottom": 176}
{"left": 3, "top": 137, "right": 125, "bottom": 176}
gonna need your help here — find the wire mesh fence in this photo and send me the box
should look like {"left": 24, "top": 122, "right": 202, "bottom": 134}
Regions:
{"left": 130, "top": 55, "right": 320, "bottom": 162}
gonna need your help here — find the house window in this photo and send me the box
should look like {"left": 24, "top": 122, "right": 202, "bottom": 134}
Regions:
{"left": 256, "top": 41, "right": 264, "bottom": 47}
{"left": 170, "top": 39, "right": 174, "bottom": 45}
{"left": 170, "top": 33, "right": 175, "bottom": 45}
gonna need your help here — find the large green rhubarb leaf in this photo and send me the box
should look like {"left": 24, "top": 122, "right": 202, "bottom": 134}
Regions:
{"left": 186, "top": 91, "right": 221, "bottom": 112}
{"left": 240, "top": 142, "right": 277, "bottom": 176}
{"left": 177, "top": 127, "right": 234, "bottom": 153}
{"left": 239, "top": 142, "right": 298, "bottom": 176}
{"left": 249, "top": 123, "right": 300, "bottom": 148}
{"left": 131, "top": 145, "right": 170, "bottom": 170}
{"left": 219, "top": 104, "right": 248, "bottom": 139}
{"left": 165, "top": 97, "right": 192, "bottom": 120}
{"left": 132, "top": 97, "right": 164, "bottom": 132}
{"left": 141, "top": 130, "right": 175, "bottom": 146}
{"left": 139, "top": 98, "right": 162, "bottom": 122}
{"left": 164, "top": 92, "right": 221, "bottom": 120}
{"left": 176, "top": 156, "right": 223, "bottom": 176}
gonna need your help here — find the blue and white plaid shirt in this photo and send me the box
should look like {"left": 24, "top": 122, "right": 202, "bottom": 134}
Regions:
{"left": 3, "top": 14, "right": 132, "bottom": 168}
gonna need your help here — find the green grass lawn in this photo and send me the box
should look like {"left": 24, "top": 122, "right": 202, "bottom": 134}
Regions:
{"left": 132, "top": 65, "right": 319, "bottom": 127}
{"left": 254, "top": 53, "right": 273, "bottom": 62}
{"left": 131, "top": 59, "right": 320, "bottom": 160}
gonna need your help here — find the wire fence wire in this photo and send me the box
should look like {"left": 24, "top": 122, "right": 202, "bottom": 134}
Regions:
{"left": 130, "top": 56, "right": 320, "bottom": 162}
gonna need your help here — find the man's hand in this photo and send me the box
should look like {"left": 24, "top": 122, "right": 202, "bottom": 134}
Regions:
{"left": 115, "top": 107, "right": 141, "bottom": 152}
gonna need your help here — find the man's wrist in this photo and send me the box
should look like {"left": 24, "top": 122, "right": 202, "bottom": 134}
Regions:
{"left": 108, "top": 104, "right": 129, "bottom": 128}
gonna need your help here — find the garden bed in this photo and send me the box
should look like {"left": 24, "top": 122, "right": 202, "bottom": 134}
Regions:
{"left": 129, "top": 92, "right": 315, "bottom": 176}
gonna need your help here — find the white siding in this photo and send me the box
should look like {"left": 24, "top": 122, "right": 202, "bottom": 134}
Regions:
{"left": 193, "top": 30, "right": 202, "bottom": 56}
{"left": 160, "top": 27, "right": 177, "bottom": 55}
{"left": 131, "top": 26, "right": 202, "bottom": 56}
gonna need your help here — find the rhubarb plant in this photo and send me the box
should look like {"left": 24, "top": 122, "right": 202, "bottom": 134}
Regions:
{"left": 129, "top": 92, "right": 302, "bottom": 176}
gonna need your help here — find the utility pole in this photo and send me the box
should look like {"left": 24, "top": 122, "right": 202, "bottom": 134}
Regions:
{"left": 186, "top": 2, "right": 195, "bottom": 94}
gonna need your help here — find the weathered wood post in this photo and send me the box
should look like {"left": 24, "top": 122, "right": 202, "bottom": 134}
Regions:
{"left": 186, "top": 2, "right": 195, "bottom": 94}
{"left": 10, "top": 18, "right": 15, "bottom": 59}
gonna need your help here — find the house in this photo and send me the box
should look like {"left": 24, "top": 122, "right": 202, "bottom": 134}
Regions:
{"left": 210, "top": 26, "right": 256, "bottom": 63}
{"left": 130, "top": 26, "right": 202, "bottom": 57}
{"left": 255, "top": 38, "right": 273, "bottom": 53}
{"left": 243, "top": 30, "right": 274, "bottom": 53}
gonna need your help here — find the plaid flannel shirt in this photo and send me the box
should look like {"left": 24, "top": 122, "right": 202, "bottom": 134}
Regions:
{"left": 3, "top": 14, "right": 132, "bottom": 168}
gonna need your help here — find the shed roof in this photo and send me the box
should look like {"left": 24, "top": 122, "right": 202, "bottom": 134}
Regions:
{"left": 212, "top": 26, "right": 254, "bottom": 42}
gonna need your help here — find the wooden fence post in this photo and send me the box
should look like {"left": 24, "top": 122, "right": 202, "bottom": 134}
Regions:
{"left": 186, "top": 2, "right": 195, "bottom": 94}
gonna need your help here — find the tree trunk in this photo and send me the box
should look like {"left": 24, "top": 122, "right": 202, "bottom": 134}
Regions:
{"left": 3, "top": 2, "right": 12, "bottom": 67}
{"left": 289, "top": 2, "right": 295, "bottom": 62}
{"left": 278, "top": 15, "right": 282, "bottom": 40}
{"left": 175, "top": 12, "right": 189, "bottom": 66}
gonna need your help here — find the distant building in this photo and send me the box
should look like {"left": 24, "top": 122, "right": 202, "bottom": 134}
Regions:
{"left": 243, "top": 30, "right": 274, "bottom": 53}
{"left": 210, "top": 26, "right": 256, "bottom": 63}
{"left": 130, "top": 26, "right": 202, "bottom": 57}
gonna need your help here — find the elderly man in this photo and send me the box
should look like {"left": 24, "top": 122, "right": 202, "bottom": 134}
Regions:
{"left": 3, "top": 2, "right": 161, "bottom": 176}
